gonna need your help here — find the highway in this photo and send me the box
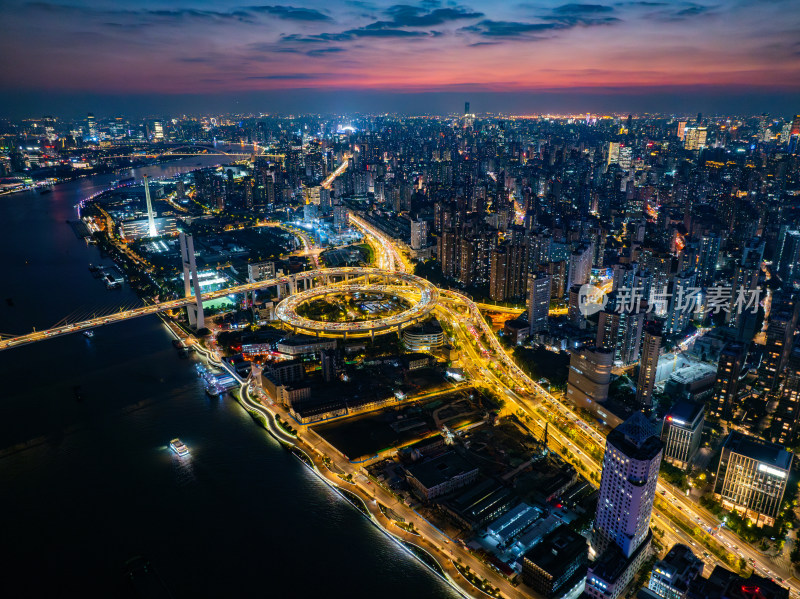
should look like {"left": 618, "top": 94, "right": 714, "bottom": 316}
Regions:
{"left": 321, "top": 158, "right": 350, "bottom": 190}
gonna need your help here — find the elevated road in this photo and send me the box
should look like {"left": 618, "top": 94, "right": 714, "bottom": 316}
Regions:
{"left": 0, "top": 267, "right": 414, "bottom": 351}
{"left": 275, "top": 273, "right": 438, "bottom": 338}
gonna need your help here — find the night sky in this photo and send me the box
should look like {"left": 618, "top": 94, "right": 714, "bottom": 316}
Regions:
{"left": 1, "top": 0, "right": 799, "bottom": 116}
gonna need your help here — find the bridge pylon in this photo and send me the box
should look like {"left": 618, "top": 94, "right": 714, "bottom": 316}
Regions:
{"left": 179, "top": 231, "right": 205, "bottom": 329}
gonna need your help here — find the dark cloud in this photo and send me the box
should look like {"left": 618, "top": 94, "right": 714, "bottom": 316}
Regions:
{"left": 245, "top": 73, "right": 324, "bottom": 79}
{"left": 282, "top": 27, "right": 435, "bottom": 43}
{"left": 247, "top": 5, "right": 332, "bottom": 21}
{"left": 26, "top": 2, "right": 324, "bottom": 24}
{"left": 674, "top": 5, "right": 712, "bottom": 16}
{"left": 553, "top": 4, "right": 615, "bottom": 14}
{"left": 463, "top": 15, "right": 617, "bottom": 39}
{"left": 306, "top": 47, "right": 347, "bottom": 56}
{"left": 644, "top": 2, "right": 717, "bottom": 21}
{"left": 374, "top": 5, "right": 483, "bottom": 27}
{"left": 541, "top": 14, "right": 619, "bottom": 25}
{"left": 145, "top": 8, "right": 254, "bottom": 22}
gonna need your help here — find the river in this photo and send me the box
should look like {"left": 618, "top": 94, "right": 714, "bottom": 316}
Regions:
{"left": 0, "top": 155, "right": 459, "bottom": 598}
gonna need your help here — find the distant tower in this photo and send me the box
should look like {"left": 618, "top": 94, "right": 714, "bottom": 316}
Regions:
{"left": 143, "top": 175, "right": 158, "bottom": 237}
{"left": 86, "top": 113, "right": 97, "bottom": 140}
{"left": 465, "top": 101, "right": 470, "bottom": 115}
{"left": 179, "top": 231, "right": 205, "bottom": 329}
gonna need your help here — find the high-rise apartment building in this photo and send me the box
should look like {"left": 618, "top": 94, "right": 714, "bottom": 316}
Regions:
{"left": 709, "top": 343, "right": 746, "bottom": 421}
{"left": 597, "top": 308, "right": 644, "bottom": 366}
{"left": 527, "top": 272, "right": 552, "bottom": 334}
{"left": 697, "top": 234, "right": 720, "bottom": 287}
{"left": 772, "top": 348, "right": 800, "bottom": 446}
{"left": 760, "top": 298, "right": 799, "bottom": 391}
{"left": 566, "top": 346, "right": 613, "bottom": 411}
{"left": 410, "top": 220, "right": 428, "bottom": 250}
{"left": 636, "top": 326, "right": 662, "bottom": 407}
{"left": 438, "top": 228, "right": 458, "bottom": 279}
{"left": 567, "top": 242, "right": 593, "bottom": 292}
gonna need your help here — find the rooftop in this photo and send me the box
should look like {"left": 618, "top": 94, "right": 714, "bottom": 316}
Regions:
{"left": 665, "top": 401, "right": 704, "bottom": 428}
{"left": 523, "top": 524, "right": 587, "bottom": 576}
{"left": 608, "top": 412, "right": 663, "bottom": 461}
{"left": 405, "top": 451, "right": 478, "bottom": 489}
{"left": 722, "top": 431, "right": 793, "bottom": 470}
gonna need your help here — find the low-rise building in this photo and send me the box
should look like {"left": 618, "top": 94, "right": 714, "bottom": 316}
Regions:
{"left": 402, "top": 352, "right": 431, "bottom": 371}
{"left": 648, "top": 544, "right": 704, "bottom": 599}
{"left": 262, "top": 359, "right": 305, "bottom": 384}
{"left": 486, "top": 503, "right": 540, "bottom": 546}
{"left": 687, "top": 566, "right": 788, "bottom": 599}
{"left": 276, "top": 334, "right": 337, "bottom": 356}
{"left": 403, "top": 319, "right": 444, "bottom": 351}
{"left": 405, "top": 451, "right": 479, "bottom": 501}
{"left": 664, "top": 364, "right": 717, "bottom": 402}
{"left": 522, "top": 525, "right": 588, "bottom": 599}
{"left": 503, "top": 318, "right": 530, "bottom": 345}
{"left": 262, "top": 373, "right": 311, "bottom": 407}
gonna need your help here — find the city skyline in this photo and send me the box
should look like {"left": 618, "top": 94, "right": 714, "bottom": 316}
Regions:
{"left": 2, "top": 0, "right": 800, "bottom": 117}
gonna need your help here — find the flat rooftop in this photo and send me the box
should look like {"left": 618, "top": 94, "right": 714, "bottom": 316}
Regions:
{"left": 723, "top": 431, "right": 793, "bottom": 470}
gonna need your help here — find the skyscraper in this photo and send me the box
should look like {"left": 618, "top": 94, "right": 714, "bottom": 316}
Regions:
{"left": 607, "top": 142, "right": 620, "bottom": 167}
{"left": 567, "top": 242, "right": 593, "bottom": 291}
{"left": 636, "top": 326, "right": 662, "bottom": 407}
{"left": 86, "top": 112, "right": 97, "bottom": 140}
{"left": 760, "top": 297, "right": 799, "bottom": 391}
{"left": 697, "top": 234, "right": 720, "bottom": 287}
{"left": 597, "top": 307, "right": 644, "bottom": 366}
{"left": 709, "top": 342, "right": 746, "bottom": 421}
{"left": 566, "top": 346, "right": 613, "bottom": 411}
{"left": 410, "top": 220, "right": 428, "bottom": 250}
{"left": 489, "top": 246, "right": 509, "bottom": 301}
{"left": 438, "top": 227, "right": 458, "bottom": 279}
{"left": 772, "top": 348, "right": 800, "bottom": 446}
{"left": 527, "top": 272, "right": 551, "bottom": 334}
{"left": 586, "top": 413, "right": 663, "bottom": 599}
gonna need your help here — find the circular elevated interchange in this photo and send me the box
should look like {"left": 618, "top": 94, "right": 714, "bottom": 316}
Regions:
{"left": 275, "top": 267, "right": 438, "bottom": 338}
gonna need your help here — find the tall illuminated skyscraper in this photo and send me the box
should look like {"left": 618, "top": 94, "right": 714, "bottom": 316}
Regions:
{"left": 586, "top": 413, "right": 662, "bottom": 599}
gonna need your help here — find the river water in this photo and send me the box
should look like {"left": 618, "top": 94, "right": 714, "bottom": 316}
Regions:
{"left": 0, "top": 156, "right": 458, "bottom": 597}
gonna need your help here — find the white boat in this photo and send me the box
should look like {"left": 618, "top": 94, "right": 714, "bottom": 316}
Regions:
{"left": 83, "top": 330, "right": 94, "bottom": 338}
{"left": 169, "top": 438, "right": 189, "bottom": 456}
